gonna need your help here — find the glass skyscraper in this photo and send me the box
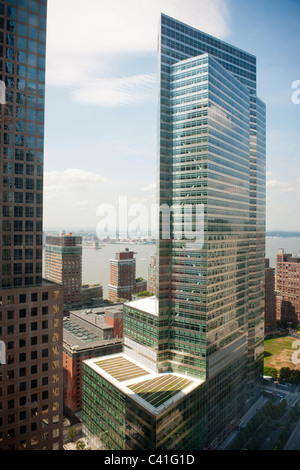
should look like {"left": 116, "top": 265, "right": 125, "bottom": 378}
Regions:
{"left": 0, "top": 0, "right": 64, "bottom": 450}
{"left": 81, "top": 14, "right": 266, "bottom": 450}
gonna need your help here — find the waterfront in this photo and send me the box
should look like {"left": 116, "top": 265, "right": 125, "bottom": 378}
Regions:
{"left": 79, "top": 237, "right": 300, "bottom": 300}
{"left": 82, "top": 243, "right": 156, "bottom": 298}
{"left": 266, "top": 237, "right": 300, "bottom": 268}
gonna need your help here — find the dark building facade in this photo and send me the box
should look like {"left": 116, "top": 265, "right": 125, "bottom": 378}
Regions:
{"left": 265, "top": 259, "right": 276, "bottom": 333}
{"left": 0, "top": 0, "right": 64, "bottom": 450}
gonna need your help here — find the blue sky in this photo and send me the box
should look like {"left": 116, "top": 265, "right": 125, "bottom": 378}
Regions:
{"left": 43, "top": 0, "right": 300, "bottom": 232}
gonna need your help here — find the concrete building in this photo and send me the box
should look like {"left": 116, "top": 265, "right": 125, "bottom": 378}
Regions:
{"left": 276, "top": 249, "right": 300, "bottom": 324}
{"left": 0, "top": 0, "right": 64, "bottom": 450}
{"left": 63, "top": 305, "right": 123, "bottom": 417}
{"left": 44, "top": 233, "right": 82, "bottom": 307}
{"left": 82, "top": 13, "right": 266, "bottom": 450}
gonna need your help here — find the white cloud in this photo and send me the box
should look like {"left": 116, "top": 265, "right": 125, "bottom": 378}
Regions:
{"left": 141, "top": 183, "right": 156, "bottom": 192}
{"left": 43, "top": 168, "right": 157, "bottom": 227}
{"left": 72, "top": 74, "right": 156, "bottom": 107}
{"left": 44, "top": 168, "right": 108, "bottom": 195}
{"left": 266, "top": 177, "right": 295, "bottom": 193}
{"left": 46, "top": 0, "right": 230, "bottom": 107}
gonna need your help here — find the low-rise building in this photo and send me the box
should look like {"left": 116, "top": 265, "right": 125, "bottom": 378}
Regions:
{"left": 81, "top": 354, "right": 205, "bottom": 450}
{"left": 63, "top": 305, "right": 123, "bottom": 417}
{"left": 133, "top": 279, "right": 148, "bottom": 295}
{"left": 81, "top": 284, "right": 103, "bottom": 305}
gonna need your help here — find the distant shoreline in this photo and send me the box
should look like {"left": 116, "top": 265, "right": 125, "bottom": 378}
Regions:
{"left": 266, "top": 232, "right": 300, "bottom": 238}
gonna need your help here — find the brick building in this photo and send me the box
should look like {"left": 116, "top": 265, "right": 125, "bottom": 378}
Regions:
{"left": 63, "top": 305, "right": 123, "bottom": 416}
{"left": 108, "top": 249, "right": 136, "bottom": 301}
{"left": 276, "top": 249, "right": 300, "bottom": 324}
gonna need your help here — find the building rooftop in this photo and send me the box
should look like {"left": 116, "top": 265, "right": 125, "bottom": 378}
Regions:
{"left": 125, "top": 296, "right": 158, "bottom": 316}
{"left": 128, "top": 375, "right": 193, "bottom": 409}
{"left": 94, "top": 356, "right": 149, "bottom": 382}
{"left": 63, "top": 305, "right": 123, "bottom": 354}
{"left": 84, "top": 354, "right": 202, "bottom": 416}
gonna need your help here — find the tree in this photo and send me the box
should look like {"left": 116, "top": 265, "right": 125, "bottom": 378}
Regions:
{"left": 68, "top": 427, "right": 77, "bottom": 441}
{"left": 76, "top": 440, "right": 91, "bottom": 450}
{"left": 279, "top": 367, "right": 291, "bottom": 382}
{"left": 76, "top": 440, "right": 86, "bottom": 450}
{"left": 137, "top": 291, "right": 152, "bottom": 297}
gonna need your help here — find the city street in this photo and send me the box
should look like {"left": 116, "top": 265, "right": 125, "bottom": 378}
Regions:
{"left": 264, "top": 382, "right": 300, "bottom": 450}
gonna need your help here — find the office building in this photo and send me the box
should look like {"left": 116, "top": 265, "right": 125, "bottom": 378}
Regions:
{"left": 147, "top": 255, "right": 157, "bottom": 295}
{"left": 276, "top": 249, "right": 300, "bottom": 324}
{"left": 44, "top": 233, "right": 82, "bottom": 307}
{"left": 0, "top": 0, "right": 64, "bottom": 450}
{"left": 63, "top": 305, "right": 123, "bottom": 417}
{"left": 265, "top": 259, "right": 276, "bottom": 333}
{"left": 82, "top": 14, "right": 266, "bottom": 450}
{"left": 108, "top": 249, "right": 136, "bottom": 301}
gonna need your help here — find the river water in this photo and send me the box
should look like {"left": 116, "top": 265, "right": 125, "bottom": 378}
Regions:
{"left": 81, "top": 238, "right": 300, "bottom": 299}
{"left": 82, "top": 243, "right": 156, "bottom": 298}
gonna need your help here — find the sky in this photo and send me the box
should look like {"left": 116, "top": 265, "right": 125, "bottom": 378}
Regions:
{"left": 43, "top": 0, "right": 300, "bottom": 233}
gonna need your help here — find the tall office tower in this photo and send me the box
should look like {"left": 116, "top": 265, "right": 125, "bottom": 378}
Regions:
{"left": 44, "top": 233, "right": 82, "bottom": 307}
{"left": 265, "top": 259, "right": 276, "bottom": 333}
{"left": 81, "top": 14, "right": 266, "bottom": 450}
{"left": 0, "top": 0, "right": 64, "bottom": 450}
{"left": 108, "top": 249, "right": 136, "bottom": 301}
{"left": 156, "top": 13, "right": 266, "bottom": 443}
{"left": 276, "top": 249, "right": 300, "bottom": 324}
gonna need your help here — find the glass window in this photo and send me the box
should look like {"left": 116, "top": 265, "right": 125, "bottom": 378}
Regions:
{"left": 28, "top": 39, "right": 38, "bottom": 53}
{"left": 29, "top": 27, "right": 38, "bottom": 40}
{"left": 28, "top": 54, "right": 37, "bottom": 66}
{"left": 18, "top": 9, "right": 27, "bottom": 23}
{"left": 6, "top": 48, "right": 15, "bottom": 60}
{"left": 18, "top": 23, "right": 27, "bottom": 36}
{"left": 17, "top": 37, "right": 27, "bottom": 50}
{"left": 7, "top": 7, "right": 16, "bottom": 19}
{"left": 19, "top": 0, "right": 28, "bottom": 8}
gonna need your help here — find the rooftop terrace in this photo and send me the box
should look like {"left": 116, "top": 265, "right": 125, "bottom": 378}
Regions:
{"left": 84, "top": 354, "right": 202, "bottom": 415}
